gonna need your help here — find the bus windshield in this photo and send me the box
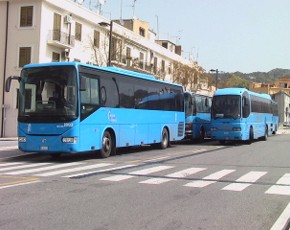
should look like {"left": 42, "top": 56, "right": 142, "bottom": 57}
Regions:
{"left": 18, "top": 66, "right": 78, "bottom": 123}
{"left": 212, "top": 95, "right": 241, "bottom": 119}
{"left": 184, "top": 93, "right": 194, "bottom": 116}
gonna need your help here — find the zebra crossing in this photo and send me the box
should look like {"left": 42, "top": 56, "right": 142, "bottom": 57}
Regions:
{"left": 0, "top": 161, "right": 289, "bottom": 195}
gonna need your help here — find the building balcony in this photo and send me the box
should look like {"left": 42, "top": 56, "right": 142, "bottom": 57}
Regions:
{"left": 47, "top": 30, "right": 75, "bottom": 49}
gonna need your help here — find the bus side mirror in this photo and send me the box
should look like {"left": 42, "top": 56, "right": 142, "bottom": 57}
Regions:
{"left": 80, "top": 77, "right": 86, "bottom": 91}
{"left": 243, "top": 98, "right": 248, "bottom": 106}
{"left": 5, "top": 76, "right": 20, "bottom": 92}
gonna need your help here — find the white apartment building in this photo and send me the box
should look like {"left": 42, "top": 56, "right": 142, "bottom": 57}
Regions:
{"left": 0, "top": 0, "right": 206, "bottom": 137}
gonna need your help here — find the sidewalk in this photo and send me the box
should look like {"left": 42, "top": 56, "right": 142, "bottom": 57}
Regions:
{"left": 0, "top": 137, "right": 18, "bottom": 141}
{"left": 277, "top": 125, "right": 290, "bottom": 135}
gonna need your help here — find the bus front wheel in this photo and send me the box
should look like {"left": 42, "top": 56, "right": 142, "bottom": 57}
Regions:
{"left": 160, "top": 128, "right": 169, "bottom": 149}
{"left": 100, "top": 130, "right": 115, "bottom": 158}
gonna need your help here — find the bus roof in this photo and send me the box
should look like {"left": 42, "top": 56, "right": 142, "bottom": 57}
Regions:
{"left": 214, "top": 88, "right": 272, "bottom": 100}
{"left": 23, "top": 62, "right": 182, "bottom": 88}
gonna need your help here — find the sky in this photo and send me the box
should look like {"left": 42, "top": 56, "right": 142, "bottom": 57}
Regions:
{"left": 86, "top": 0, "right": 289, "bottom": 73}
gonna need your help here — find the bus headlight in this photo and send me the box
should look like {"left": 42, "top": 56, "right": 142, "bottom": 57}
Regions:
{"left": 62, "top": 137, "right": 78, "bottom": 143}
{"left": 232, "top": 127, "right": 241, "bottom": 131}
{"left": 18, "top": 137, "right": 27, "bottom": 142}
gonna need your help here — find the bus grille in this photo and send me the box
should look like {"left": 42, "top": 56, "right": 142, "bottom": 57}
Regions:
{"left": 178, "top": 122, "right": 185, "bottom": 137}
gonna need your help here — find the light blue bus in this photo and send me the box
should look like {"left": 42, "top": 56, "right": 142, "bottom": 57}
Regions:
{"left": 6, "top": 62, "right": 185, "bottom": 158}
{"left": 184, "top": 92, "right": 212, "bottom": 141}
{"left": 211, "top": 88, "right": 279, "bottom": 144}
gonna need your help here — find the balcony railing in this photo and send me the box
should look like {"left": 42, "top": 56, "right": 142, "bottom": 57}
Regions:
{"left": 47, "top": 30, "right": 75, "bottom": 49}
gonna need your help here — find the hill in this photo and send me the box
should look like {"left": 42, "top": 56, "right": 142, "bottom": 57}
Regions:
{"left": 233, "top": 68, "right": 290, "bottom": 83}
{"left": 213, "top": 68, "right": 290, "bottom": 88}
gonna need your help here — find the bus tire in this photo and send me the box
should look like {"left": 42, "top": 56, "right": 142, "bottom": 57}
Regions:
{"left": 199, "top": 127, "right": 205, "bottom": 142}
{"left": 50, "top": 153, "right": 61, "bottom": 159}
{"left": 160, "top": 128, "right": 169, "bottom": 149}
{"left": 100, "top": 130, "right": 115, "bottom": 158}
{"left": 262, "top": 126, "right": 268, "bottom": 141}
{"left": 272, "top": 124, "right": 277, "bottom": 135}
{"left": 246, "top": 127, "right": 254, "bottom": 144}
{"left": 219, "top": 140, "right": 226, "bottom": 145}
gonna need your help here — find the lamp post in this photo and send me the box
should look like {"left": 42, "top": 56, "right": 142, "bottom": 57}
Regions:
{"left": 210, "top": 69, "right": 218, "bottom": 90}
{"left": 99, "top": 21, "right": 113, "bottom": 66}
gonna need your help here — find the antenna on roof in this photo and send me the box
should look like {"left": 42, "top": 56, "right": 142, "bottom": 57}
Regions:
{"left": 120, "top": 0, "right": 123, "bottom": 20}
{"left": 97, "top": 0, "right": 106, "bottom": 14}
{"left": 132, "top": 0, "right": 137, "bottom": 18}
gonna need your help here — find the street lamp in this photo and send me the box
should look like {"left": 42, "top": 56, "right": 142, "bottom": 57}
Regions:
{"left": 210, "top": 69, "right": 218, "bottom": 89}
{"left": 98, "top": 21, "right": 113, "bottom": 66}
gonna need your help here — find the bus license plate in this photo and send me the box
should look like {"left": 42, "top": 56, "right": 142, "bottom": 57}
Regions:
{"left": 40, "top": 146, "right": 48, "bottom": 150}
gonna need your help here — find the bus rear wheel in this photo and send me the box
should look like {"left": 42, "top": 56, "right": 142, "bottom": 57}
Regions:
{"left": 262, "top": 126, "right": 268, "bottom": 141}
{"left": 100, "top": 130, "right": 115, "bottom": 158}
{"left": 246, "top": 127, "right": 254, "bottom": 144}
{"left": 199, "top": 127, "right": 205, "bottom": 142}
{"left": 160, "top": 128, "right": 169, "bottom": 149}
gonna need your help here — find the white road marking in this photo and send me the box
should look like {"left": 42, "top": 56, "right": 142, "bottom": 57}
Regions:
{"left": 6, "top": 162, "right": 84, "bottom": 175}
{"left": 0, "top": 146, "right": 18, "bottom": 151}
{"left": 184, "top": 169, "right": 236, "bottom": 188}
{"left": 270, "top": 201, "right": 290, "bottom": 230}
{"left": 65, "top": 164, "right": 137, "bottom": 178}
{"left": 100, "top": 174, "right": 135, "bottom": 181}
{"left": 140, "top": 167, "right": 206, "bottom": 185}
{"left": 100, "top": 165, "right": 174, "bottom": 182}
{"left": 265, "top": 174, "right": 290, "bottom": 196}
{"left": 0, "top": 163, "right": 52, "bottom": 172}
{"left": 34, "top": 163, "right": 113, "bottom": 176}
{"left": 0, "top": 162, "right": 25, "bottom": 167}
{"left": 222, "top": 171, "right": 267, "bottom": 191}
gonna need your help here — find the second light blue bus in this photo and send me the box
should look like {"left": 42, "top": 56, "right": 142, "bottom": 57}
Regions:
{"left": 210, "top": 88, "right": 279, "bottom": 144}
{"left": 6, "top": 62, "right": 185, "bottom": 158}
{"left": 184, "top": 92, "right": 212, "bottom": 141}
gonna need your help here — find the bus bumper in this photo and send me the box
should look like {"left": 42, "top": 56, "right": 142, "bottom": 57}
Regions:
{"left": 210, "top": 130, "right": 245, "bottom": 141}
{"left": 18, "top": 135, "right": 80, "bottom": 153}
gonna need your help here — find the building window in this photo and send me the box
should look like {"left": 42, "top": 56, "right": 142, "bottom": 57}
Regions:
{"left": 75, "top": 22, "right": 82, "bottom": 41}
{"left": 161, "top": 60, "right": 165, "bottom": 72}
{"left": 53, "top": 13, "right": 61, "bottom": 41}
{"left": 139, "top": 52, "right": 144, "bottom": 69}
{"left": 162, "top": 42, "right": 168, "bottom": 49}
{"left": 126, "top": 47, "right": 131, "bottom": 59}
{"left": 19, "top": 47, "right": 31, "bottom": 67}
{"left": 168, "top": 63, "right": 172, "bottom": 75}
{"left": 94, "top": 30, "right": 100, "bottom": 48}
{"left": 126, "top": 47, "right": 131, "bottom": 66}
{"left": 139, "top": 27, "right": 145, "bottom": 37}
{"left": 52, "top": 52, "right": 60, "bottom": 62}
{"left": 153, "top": 57, "right": 158, "bottom": 74}
{"left": 20, "top": 6, "right": 33, "bottom": 27}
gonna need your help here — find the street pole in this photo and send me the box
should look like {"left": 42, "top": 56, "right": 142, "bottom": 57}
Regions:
{"left": 108, "top": 22, "right": 113, "bottom": 66}
{"left": 210, "top": 69, "right": 219, "bottom": 90}
{"left": 98, "top": 21, "right": 113, "bottom": 66}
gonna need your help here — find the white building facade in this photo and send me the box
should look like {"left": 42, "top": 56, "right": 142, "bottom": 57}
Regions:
{"left": 0, "top": 0, "right": 207, "bottom": 137}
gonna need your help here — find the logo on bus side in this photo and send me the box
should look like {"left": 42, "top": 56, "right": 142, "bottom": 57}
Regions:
{"left": 108, "top": 111, "right": 117, "bottom": 123}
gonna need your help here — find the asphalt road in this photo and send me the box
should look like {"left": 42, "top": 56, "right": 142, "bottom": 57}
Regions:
{"left": 0, "top": 133, "right": 289, "bottom": 230}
